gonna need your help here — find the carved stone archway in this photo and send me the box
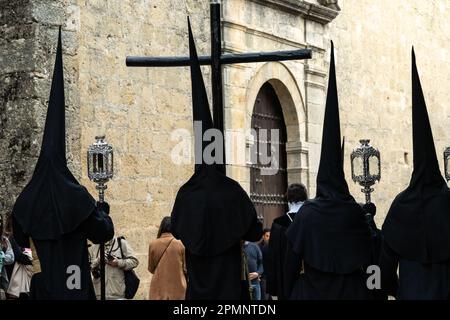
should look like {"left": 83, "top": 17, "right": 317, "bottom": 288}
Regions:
{"left": 245, "top": 62, "right": 309, "bottom": 194}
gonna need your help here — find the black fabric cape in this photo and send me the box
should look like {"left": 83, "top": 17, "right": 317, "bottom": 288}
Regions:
{"left": 11, "top": 29, "right": 114, "bottom": 300}
{"left": 284, "top": 42, "right": 371, "bottom": 299}
{"left": 382, "top": 49, "right": 450, "bottom": 264}
{"left": 171, "top": 19, "right": 262, "bottom": 300}
{"left": 12, "top": 28, "right": 96, "bottom": 241}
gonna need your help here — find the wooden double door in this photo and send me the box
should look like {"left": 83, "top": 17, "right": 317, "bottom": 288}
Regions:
{"left": 250, "top": 83, "right": 288, "bottom": 228}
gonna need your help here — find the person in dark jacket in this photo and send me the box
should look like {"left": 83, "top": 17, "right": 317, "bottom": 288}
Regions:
{"left": 11, "top": 29, "right": 114, "bottom": 300}
{"left": 381, "top": 49, "right": 450, "bottom": 300}
{"left": 267, "top": 183, "right": 307, "bottom": 299}
{"left": 244, "top": 241, "right": 264, "bottom": 300}
{"left": 258, "top": 228, "right": 270, "bottom": 300}
{"left": 171, "top": 20, "right": 262, "bottom": 300}
{"left": 284, "top": 42, "right": 372, "bottom": 300}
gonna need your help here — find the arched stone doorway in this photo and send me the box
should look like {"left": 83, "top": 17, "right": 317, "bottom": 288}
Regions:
{"left": 250, "top": 82, "right": 288, "bottom": 228}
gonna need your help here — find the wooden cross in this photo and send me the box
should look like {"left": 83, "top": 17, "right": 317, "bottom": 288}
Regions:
{"left": 126, "top": 1, "right": 312, "bottom": 171}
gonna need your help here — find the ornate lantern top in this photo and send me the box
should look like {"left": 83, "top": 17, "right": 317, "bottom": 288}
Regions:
{"left": 87, "top": 135, "right": 114, "bottom": 185}
{"left": 445, "top": 146, "right": 450, "bottom": 182}
{"left": 350, "top": 139, "right": 381, "bottom": 203}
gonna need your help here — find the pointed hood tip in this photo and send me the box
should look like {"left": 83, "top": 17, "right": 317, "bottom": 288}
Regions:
{"left": 410, "top": 47, "right": 445, "bottom": 187}
{"left": 187, "top": 19, "right": 214, "bottom": 168}
{"left": 40, "top": 27, "right": 65, "bottom": 159}
{"left": 316, "top": 39, "right": 350, "bottom": 200}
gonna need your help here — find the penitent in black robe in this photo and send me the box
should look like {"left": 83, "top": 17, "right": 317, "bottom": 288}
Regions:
{"left": 381, "top": 49, "right": 450, "bottom": 300}
{"left": 284, "top": 42, "right": 372, "bottom": 300}
{"left": 11, "top": 29, "right": 114, "bottom": 300}
{"left": 171, "top": 20, "right": 262, "bottom": 300}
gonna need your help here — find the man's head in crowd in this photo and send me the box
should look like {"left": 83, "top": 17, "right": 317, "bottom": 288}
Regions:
{"left": 286, "top": 183, "right": 308, "bottom": 204}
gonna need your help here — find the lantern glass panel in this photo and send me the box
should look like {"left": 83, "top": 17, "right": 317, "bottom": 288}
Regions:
{"left": 98, "top": 153, "right": 105, "bottom": 173}
{"left": 109, "top": 153, "right": 114, "bottom": 175}
{"left": 93, "top": 154, "right": 98, "bottom": 172}
{"left": 368, "top": 155, "right": 380, "bottom": 176}
{"left": 104, "top": 153, "right": 109, "bottom": 173}
{"left": 353, "top": 156, "right": 364, "bottom": 177}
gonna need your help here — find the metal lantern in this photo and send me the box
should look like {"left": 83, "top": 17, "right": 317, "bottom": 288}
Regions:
{"left": 445, "top": 146, "right": 450, "bottom": 182}
{"left": 87, "top": 135, "right": 114, "bottom": 202}
{"left": 350, "top": 139, "right": 381, "bottom": 204}
{"left": 86, "top": 135, "right": 113, "bottom": 301}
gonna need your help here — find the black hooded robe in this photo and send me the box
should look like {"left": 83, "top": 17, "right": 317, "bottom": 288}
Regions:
{"left": 381, "top": 50, "right": 450, "bottom": 300}
{"left": 11, "top": 29, "right": 114, "bottom": 300}
{"left": 284, "top": 42, "right": 372, "bottom": 300}
{"left": 171, "top": 20, "right": 262, "bottom": 300}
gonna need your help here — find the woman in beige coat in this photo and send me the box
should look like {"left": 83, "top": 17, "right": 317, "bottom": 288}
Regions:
{"left": 148, "top": 217, "right": 186, "bottom": 300}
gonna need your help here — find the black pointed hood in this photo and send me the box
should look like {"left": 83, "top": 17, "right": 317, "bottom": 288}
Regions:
{"left": 286, "top": 42, "right": 371, "bottom": 274}
{"left": 383, "top": 48, "right": 450, "bottom": 263}
{"left": 316, "top": 42, "right": 351, "bottom": 200}
{"left": 188, "top": 19, "right": 214, "bottom": 169}
{"left": 171, "top": 19, "right": 260, "bottom": 257}
{"left": 409, "top": 48, "right": 445, "bottom": 190}
{"left": 12, "top": 28, "right": 96, "bottom": 240}
{"left": 41, "top": 28, "right": 66, "bottom": 163}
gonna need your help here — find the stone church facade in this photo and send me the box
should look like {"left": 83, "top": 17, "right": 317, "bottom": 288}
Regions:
{"left": 1, "top": 0, "right": 449, "bottom": 298}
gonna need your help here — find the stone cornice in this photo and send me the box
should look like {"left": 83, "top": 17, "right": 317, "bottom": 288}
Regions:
{"left": 223, "top": 20, "right": 308, "bottom": 52}
{"left": 249, "top": 0, "right": 340, "bottom": 24}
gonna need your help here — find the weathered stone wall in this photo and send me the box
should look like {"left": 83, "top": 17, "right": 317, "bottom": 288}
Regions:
{"left": 0, "top": 0, "right": 81, "bottom": 220}
{"left": 327, "top": 0, "right": 450, "bottom": 226}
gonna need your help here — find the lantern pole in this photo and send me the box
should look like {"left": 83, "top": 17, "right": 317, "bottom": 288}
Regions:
{"left": 444, "top": 147, "right": 450, "bottom": 183}
{"left": 351, "top": 139, "right": 381, "bottom": 204}
{"left": 97, "top": 181, "right": 106, "bottom": 301}
{"left": 87, "top": 135, "right": 114, "bottom": 301}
